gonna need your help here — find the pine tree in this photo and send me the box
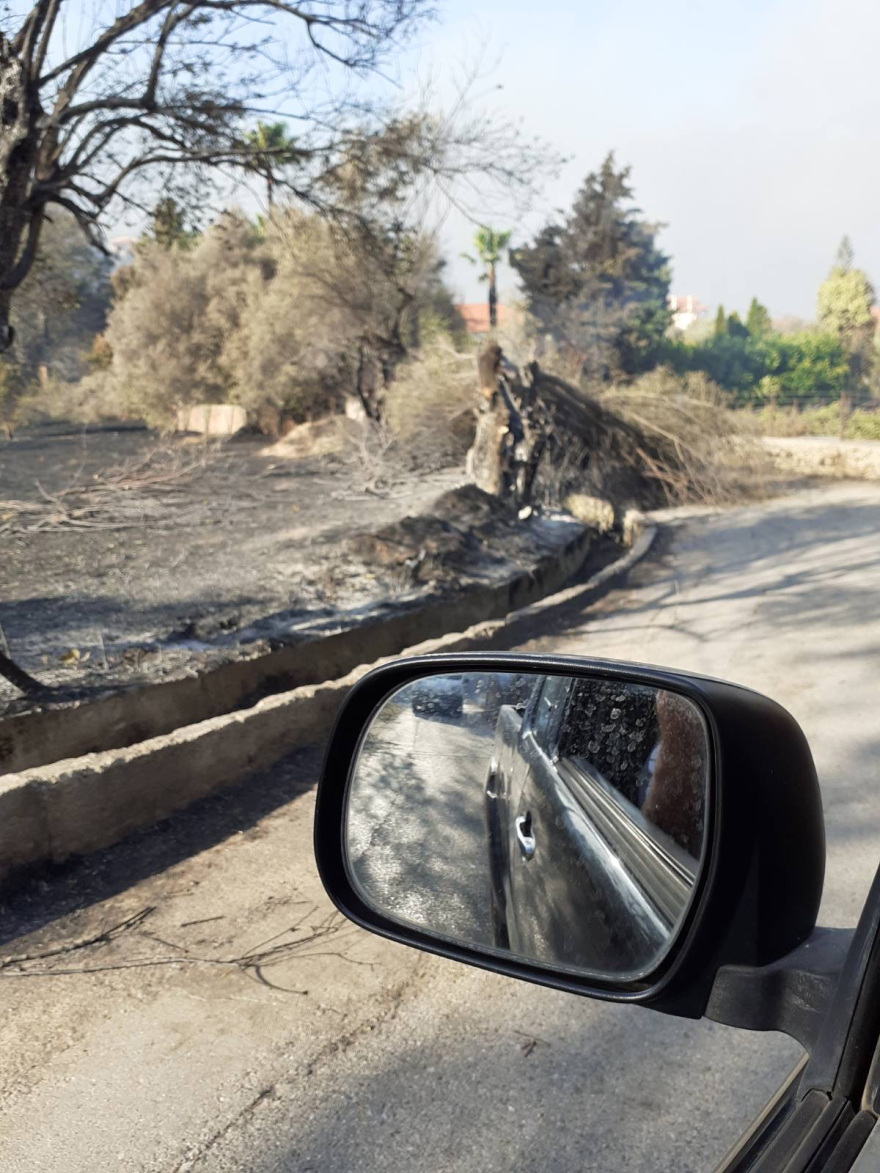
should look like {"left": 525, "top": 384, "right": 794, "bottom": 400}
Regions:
{"left": 746, "top": 297, "right": 772, "bottom": 337}
{"left": 510, "top": 152, "right": 671, "bottom": 380}
{"left": 727, "top": 311, "right": 750, "bottom": 339}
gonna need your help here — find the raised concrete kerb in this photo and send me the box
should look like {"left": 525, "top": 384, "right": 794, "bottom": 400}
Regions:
{"left": 0, "top": 511, "right": 655, "bottom": 887}
{"left": 0, "top": 676, "right": 348, "bottom": 879}
{"left": 2, "top": 516, "right": 594, "bottom": 776}
{"left": 762, "top": 436, "right": 880, "bottom": 480}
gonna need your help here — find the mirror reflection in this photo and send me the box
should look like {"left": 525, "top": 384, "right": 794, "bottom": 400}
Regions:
{"left": 345, "top": 671, "right": 710, "bottom": 981}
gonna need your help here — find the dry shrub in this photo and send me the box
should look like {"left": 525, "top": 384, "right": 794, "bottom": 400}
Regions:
{"left": 223, "top": 215, "right": 366, "bottom": 424}
{"left": 83, "top": 215, "right": 261, "bottom": 428}
{"left": 14, "top": 370, "right": 123, "bottom": 426}
{"left": 383, "top": 337, "right": 478, "bottom": 470}
{"left": 76, "top": 209, "right": 455, "bottom": 433}
{"left": 597, "top": 368, "right": 766, "bottom": 505}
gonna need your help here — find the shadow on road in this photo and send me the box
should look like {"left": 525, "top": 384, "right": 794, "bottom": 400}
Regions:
{"left": 234, "top": 989, "right": 803, "bottom": 1173}
{"left": 504, "top": 496, "right": 880, "bottom": 652}
{"left": 0, "top": 744, "right": 321, "bottom": 949}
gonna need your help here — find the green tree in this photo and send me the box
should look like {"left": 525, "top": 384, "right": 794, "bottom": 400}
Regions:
{"left": 776, "top": 332, "right": 849, "bottom": 403}
{"left": 684, "top": 321, "right": 850, "bottom": 406}
{"left": 687, "top": 332, "right": 775, "bottom": 402}
{"left": 818, "top": 239, "right": 874, "bottom": 337}
{"left": 713, "top": 305, "right": 726, "bottom": 337}
{"left": 147, "top": 198, "right": 200, "bottom": 250}
{"left": 817, "top": 237, "right": 875, "bottom": 395}
{"left": 462, "top": 227, "right": 512, "bottom": 329}
{"left": 240, "top": 122, "right": 302, "bottom": 207}
{"left": 511, "top": 153, "right": 672, "bottom": 381}
{"left": 746, "top": 297, "right": 772, "bottom": 337}
{"left": 726, "top": 311, "right": 749, "bottom": 339}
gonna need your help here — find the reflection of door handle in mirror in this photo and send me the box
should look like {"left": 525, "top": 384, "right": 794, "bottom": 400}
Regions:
{"left": 515, "top": 813, "right": 535, "bottom": 860}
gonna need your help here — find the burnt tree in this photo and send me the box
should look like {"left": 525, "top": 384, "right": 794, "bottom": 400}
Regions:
{"left": 0, "top": 0, "right": 430, "bottom": 349}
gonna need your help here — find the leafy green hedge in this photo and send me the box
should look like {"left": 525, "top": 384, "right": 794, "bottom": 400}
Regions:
{"left": 664, "top": 330, "right": 851, "bottom": 405}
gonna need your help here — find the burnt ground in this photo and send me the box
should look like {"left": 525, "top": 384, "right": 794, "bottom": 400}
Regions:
{"left": 0, "top": 423, "right": 600, "bottom": 715}
{"left": 0, "top": 424, "right": 465, "bottom": 706}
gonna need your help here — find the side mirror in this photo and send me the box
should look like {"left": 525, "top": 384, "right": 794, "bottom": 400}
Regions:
{"left": 314, "top": 653, "right": 825, "bottom": 1020}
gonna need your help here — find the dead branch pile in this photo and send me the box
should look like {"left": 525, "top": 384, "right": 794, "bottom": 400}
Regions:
{"left": 383, "top": 339, "right": 478, "bottom": 472}
{"left": 599, "top": 370, "right": 760, "bottom": 506}
{"left": 0, "top": 443, "right": 216, "bottom": 534}
{"left": 468, "top": 352, "right": 758, "bottom": 511}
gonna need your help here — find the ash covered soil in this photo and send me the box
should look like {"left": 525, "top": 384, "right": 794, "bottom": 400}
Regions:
{"left": 1, "top": 423, "right": 598, "bottom": 712}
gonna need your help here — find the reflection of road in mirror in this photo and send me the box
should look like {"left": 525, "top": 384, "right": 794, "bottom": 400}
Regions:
{"left": 345, "top": 671, "right": 710, "bottom": 983}
{"left": 346, "top": 694, "right": 496, "bottom": 946}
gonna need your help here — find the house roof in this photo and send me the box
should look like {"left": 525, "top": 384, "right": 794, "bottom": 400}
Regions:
{"left": 455, "top": 303, "right": 511, "bottom": 334}
{"left": 668, "top": 294, "right": 707, "bottom": 315}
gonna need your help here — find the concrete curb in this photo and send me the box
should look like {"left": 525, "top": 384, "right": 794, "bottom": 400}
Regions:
{"left": 3, "top": 522, "right": 593, "bottom": 776}
{"left": 0, "top": 512, "right": 656, "bottom": 886}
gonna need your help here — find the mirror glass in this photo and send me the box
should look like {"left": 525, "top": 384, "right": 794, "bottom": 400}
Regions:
{"left": 345, "top": 671, "right": 711, "bottom": 982}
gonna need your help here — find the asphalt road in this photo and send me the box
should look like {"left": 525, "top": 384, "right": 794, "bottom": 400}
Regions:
{"left": 3, "top": 480, "right": 880, "bottom": 1172}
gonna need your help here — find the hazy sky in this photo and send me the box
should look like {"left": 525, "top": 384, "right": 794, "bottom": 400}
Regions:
{"left": 410, "top": 0, "right": 880, "bottom": 319}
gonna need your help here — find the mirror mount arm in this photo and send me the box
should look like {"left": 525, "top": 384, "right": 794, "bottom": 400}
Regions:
{"left": 703, "top": 927, "right": 854, "bottom": 1052}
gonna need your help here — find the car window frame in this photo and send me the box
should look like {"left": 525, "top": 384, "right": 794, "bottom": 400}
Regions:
{"left": 526, "top": 673, "right": 570, "bottom": 759}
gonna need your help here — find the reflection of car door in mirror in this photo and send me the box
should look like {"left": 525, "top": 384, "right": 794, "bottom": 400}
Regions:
{"left": 506, "top": 676, "right": 582, "bottom": 963}
{"left": 506, "top": 678, "right": 674, "bottom": 977}
{"left": 526, "top": 675, "right": 568, "bottom": 761}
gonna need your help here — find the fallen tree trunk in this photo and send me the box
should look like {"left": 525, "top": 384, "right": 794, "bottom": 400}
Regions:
{"left": 466, "top": 345, "right": 737, "bottom": 511}
{"left": 466, "top": 345, "right": 657, "bottom": 511}
{"left": 466, "top": 345, "right": 550, "bottom": 507}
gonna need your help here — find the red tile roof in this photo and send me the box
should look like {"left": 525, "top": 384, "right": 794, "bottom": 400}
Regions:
{"left": 455, "top": 303, "right": 510, "bottom": 334}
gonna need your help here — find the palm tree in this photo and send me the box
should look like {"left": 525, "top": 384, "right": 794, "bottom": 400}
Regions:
{"left": 241, "top": 121, "right": 300, "bottom": 207}
{"left": 462, "top": 226, "right": 512, "bottom": 328}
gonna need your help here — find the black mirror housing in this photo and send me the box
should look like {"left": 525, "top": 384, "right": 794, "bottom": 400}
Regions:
{"left": 314, "top": 652, "right": 825, "bottom": 1021}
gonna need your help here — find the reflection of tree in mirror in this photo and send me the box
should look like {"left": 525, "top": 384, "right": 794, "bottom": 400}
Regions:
{"left": 643, "top": 692, "right": 708, "bottom": 857}
{"left": 558, "top": 680, "right": 659, "bottom": 804}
